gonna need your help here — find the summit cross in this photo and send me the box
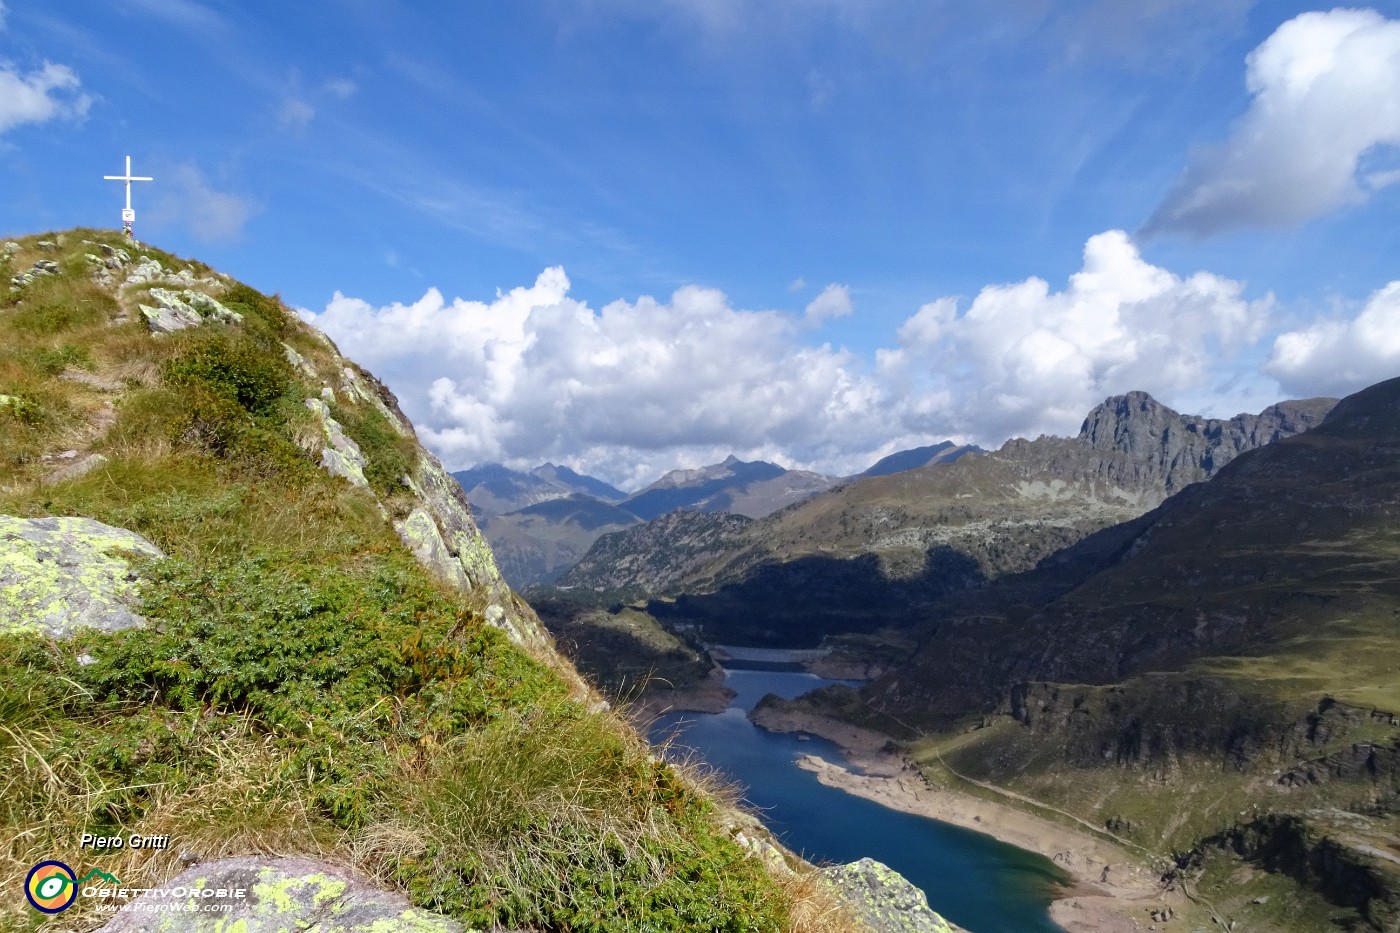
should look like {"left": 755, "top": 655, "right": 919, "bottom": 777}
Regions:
{"left": 103, "top": 155, "right": 153, "bottom": 240}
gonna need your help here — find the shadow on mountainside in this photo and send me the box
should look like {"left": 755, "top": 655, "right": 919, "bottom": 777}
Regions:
{"left": 647, "top": 545, "right": 986, "bottom": 647}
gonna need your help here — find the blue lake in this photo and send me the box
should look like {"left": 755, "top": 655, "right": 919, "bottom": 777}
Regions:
{"left": 649, "top": 668, "right": 1067, "bottom": 933}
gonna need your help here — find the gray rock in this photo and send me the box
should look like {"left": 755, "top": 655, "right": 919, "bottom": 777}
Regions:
{"left": 124, "top": 258, "right": 166, "bottom": 286}
{"left": 94, "top": 856, "right": 469, "bottom": 933}
{"left": 34, "top": 259, "right": 59, "bottom": 273}
{"left": 181, "top": 289, "right": 242, "bottom": 325}
{"left": 393, "top": 507, "right": 470, "bottom": 590}
{"left": 0, "top": 515, "right": 163, "bottom": 638}
{"left": 139, "top": 300, "right": 202, "bottom": 334}
{"left": 36, "top": 240, "right": 56, "bottom": 251}
{"left": 283, "top": 342, "right": 319, "bottom": 380}
{"left": 138, "top": 288, "right": 242, "bottom": 333}
{"left": 819, "top": 858, "right": 963, "bottom": 933}
{"left": 304, "top": 398, "right": 369, "bottom": 487}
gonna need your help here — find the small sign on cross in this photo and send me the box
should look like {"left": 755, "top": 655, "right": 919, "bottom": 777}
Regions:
{"left": 104, "top": 155, "right": 153, "bottom": 240}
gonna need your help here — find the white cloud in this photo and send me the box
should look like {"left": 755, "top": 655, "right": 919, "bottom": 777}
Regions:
{"left": 0, "top": 1, "right": 8, "bottom": 31}
{"left": 305, "top": 230, "right": 1292, "bottom": 488}
{"left": 278, "top": 97, "right": 315, "bottom": 131}
{"left": 150, "top": 164, "right": 259, "bottom": 244}
{"left": 305, "top": 269, "right": 891, "bottom": 487}
{"left": 885, "top": 230, "right": 1272, "bottom": 440}
{"left": 1266, "top": 282, "right": 1400, "bottom": 397}
{"left": 0, "top": 61, "right": 92, "bottom": 135}
{"left": 804, "top": 283, "right": 852, "bottom": 323}
{"left": 1147, "top": 9, "right": 1400, "bottom": 235}
{"left": 787, "top": 276, "right": 806, "bottom": 292}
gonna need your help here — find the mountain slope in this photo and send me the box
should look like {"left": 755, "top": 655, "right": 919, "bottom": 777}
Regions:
{"left": 560, "top": 508, "right": 754, "bottom": 593}
{"left": 637, "top": 392, "right": 1336, "bottom": 644}
{"left": 858, "top": 441, "right": 981, "bottom": 478}
{"left": 479, "top": 494, "right": 641, "bottom": 587}
{"left": 452, "top": 461, "right": 626, "bottom": 514}
{"left": 789, "top": 377, "right": 1400, "bottom": 931}
{"left": 621, "top": 454, "right": 839, "bottom": 520}
{"left": 0, "top": 229, "right": 839, "bottom": 933}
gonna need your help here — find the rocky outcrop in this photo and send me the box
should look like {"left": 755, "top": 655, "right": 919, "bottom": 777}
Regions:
{"left": 304, "top": 398, "right": 370, "bottom": 487}
{"left": 0, "top": 515, "right": 163, "bottom": 637}
{"left": 819, "top": 858, "right": 963, "bottom": 933}
{"left": 137, "top": 287, "right": 242, "bottom": 334}
{"left": 1073, "top": 391, "right": 1337, "bottom": 502}
{"left": 95, "top": 857, "right": 473, "bottom": 933}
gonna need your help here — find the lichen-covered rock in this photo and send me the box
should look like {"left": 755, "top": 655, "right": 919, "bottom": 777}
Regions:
{"left": 139, "top": 287, "right": 243, "bottom": 333}
{"left": 0, "top": 515, "right": 163, "bottom": 638}
{"left": 124, "top": 257, "right": 166, "bottom": 286}
{"left": 404, "top": 454, "right": 548, "bottom": 649}
{"left": 819, "top": 858, "right": 962, "bottom": 933}
{"left": 304, "top": 397, "right": 369, "bottom": 487}
{"left": 394, "top": 507, "right": 470, "bottom": 590}
{"left": 283, "top": 342, "right": 319, "bottom": 380}
{"left": 94, "top": 856, "right": 472, "bottom": 933}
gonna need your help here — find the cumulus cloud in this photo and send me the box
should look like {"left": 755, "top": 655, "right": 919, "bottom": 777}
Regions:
{"left": 0, "top": 62, "right": 92, "bottom": 135}
{"left": 1146, "top": 8, "right": 1400, "bottom": 235}
{"left": 884, "top": 230, "right": 1272, "bottom": 440}
{"left": 305, "top": 230, "right": 1292, "bottom": 487}
{"left": 306, "top": 269, "right": 889, "bottom": 488}
{"left": 151, "top": 164, "right": 259, "bottom": 243}
{"left": 804, "top": 284, "right": 852, "bottom": 323}
{"left": 1266, "top": 282, "right": 1400, "bottom": 397}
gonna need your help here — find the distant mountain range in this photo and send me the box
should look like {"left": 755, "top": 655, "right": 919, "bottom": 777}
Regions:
{"left": 455, "top": 448, "right": 964, "bottom": 587}
{"left": 620, "top": 455, "right": 840, "bottom": 521}
{"left": 857, "top": 441, "right": 981, "bottom": 478}
{"left": 565, "top": 391, "right": 1336, "bottom": 643}
{"left": 453, "top": 462, "right": 627, "bottom": 514}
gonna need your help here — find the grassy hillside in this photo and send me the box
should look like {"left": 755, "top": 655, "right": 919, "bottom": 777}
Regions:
{"left": 0, "top": 230, "right": 841, "bottom": 932}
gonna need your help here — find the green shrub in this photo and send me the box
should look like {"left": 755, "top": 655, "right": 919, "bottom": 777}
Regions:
{"left": 219, "top": 282, "right": 294, "bottom": 338}
{"left": 163, "top": 330, "right": 292, "bottom": 416}
{"left": 331, "top": 400, "right": 418, "bottom": 495}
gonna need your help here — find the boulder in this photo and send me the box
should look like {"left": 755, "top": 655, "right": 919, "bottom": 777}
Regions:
{"left": 94, "top": 856, "right": 473, "bottom": 933}
{"left": 0, "top": 515, "right": 163, "bottom": 638}
{"left": 819, "top": 858, "right": 963, "bottom": 933}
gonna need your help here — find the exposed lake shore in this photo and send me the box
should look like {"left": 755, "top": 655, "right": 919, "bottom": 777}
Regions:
{"left": 750, "top": 703, "right": 1187, "bottom": 933}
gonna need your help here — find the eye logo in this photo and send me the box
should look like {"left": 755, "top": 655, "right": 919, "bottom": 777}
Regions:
{"left": 26, "top": 861, "right": 78, "bottom": 913}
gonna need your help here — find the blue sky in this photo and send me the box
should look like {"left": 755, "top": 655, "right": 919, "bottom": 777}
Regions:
{"left": 4, "top": 1, "right": 1400, "bottom": 488}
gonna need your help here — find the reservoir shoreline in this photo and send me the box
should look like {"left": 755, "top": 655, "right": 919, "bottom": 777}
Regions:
{"left": 748, "top": 702, "right": 1185, "bottom": 933}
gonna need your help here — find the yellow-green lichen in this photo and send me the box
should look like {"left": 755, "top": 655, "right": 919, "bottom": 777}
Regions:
{"left": 0, "top": 514, "right": 163, "bottom": 637}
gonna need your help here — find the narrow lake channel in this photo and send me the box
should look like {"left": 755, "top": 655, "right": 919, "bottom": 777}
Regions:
{"left": 648, "top": 666, "right": 1067, "bottom": 933}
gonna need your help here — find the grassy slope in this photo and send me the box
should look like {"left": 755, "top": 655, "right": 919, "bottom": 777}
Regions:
{"left": 0, "top": 230, "right": 838, "bottom": 933}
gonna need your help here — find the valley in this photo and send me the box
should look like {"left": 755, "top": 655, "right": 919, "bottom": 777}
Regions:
{"left": 528, "top": 381, "right": 1400, "bottom": 932}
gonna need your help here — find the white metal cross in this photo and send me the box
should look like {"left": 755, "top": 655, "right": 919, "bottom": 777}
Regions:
{"left": 103, "top": 155, "right": 153, "bottom": 235}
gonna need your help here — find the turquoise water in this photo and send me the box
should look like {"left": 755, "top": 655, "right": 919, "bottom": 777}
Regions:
{"left": 649, "top": 668, "right": 1067, "bottom": 933}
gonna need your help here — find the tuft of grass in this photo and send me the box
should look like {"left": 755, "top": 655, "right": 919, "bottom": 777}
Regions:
{"left": 366, "top": 708, "right": 793, "bottom": 932}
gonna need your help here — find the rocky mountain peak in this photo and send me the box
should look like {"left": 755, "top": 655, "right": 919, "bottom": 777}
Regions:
{"left": 1070, "top": 390, "right": 1338, "bottom": 500}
